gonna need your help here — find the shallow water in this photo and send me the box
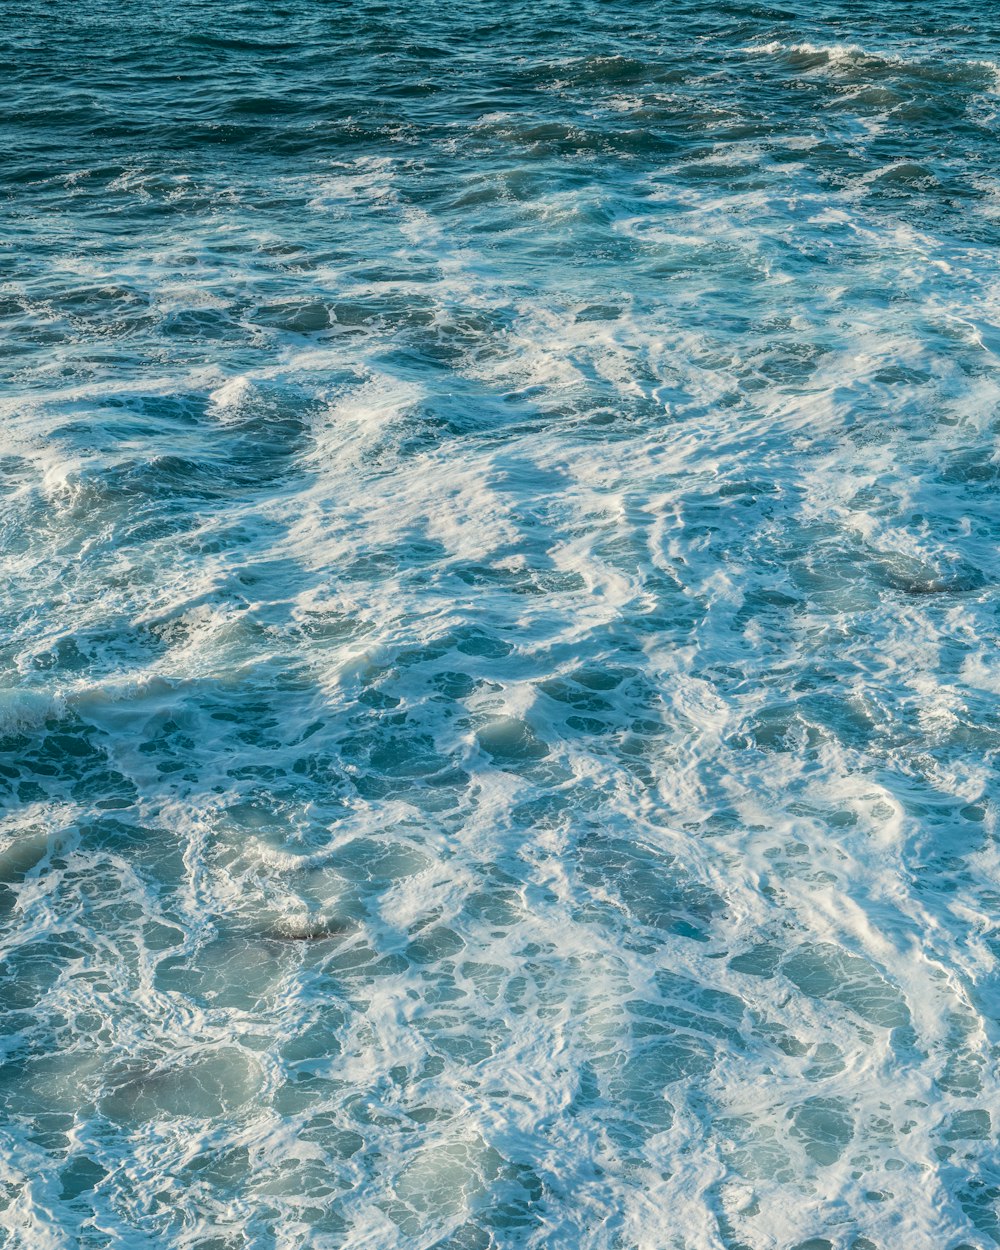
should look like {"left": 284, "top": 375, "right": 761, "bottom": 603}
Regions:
{"left": 2, "top": 1, "right": 1000, "bottom": 1247}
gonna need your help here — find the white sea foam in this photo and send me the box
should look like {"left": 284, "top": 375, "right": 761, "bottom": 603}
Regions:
{"left": 2, "top": 15, "right": 999, "bottom": 1248}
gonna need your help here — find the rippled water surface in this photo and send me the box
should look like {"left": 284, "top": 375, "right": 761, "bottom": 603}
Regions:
{"left": 3, "top": 1, "right": 1000, "bottom": 1246}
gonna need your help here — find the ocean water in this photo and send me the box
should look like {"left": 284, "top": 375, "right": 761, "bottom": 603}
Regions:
{"left": 2, "top": 1, "right": 1000, "bottom": 1246}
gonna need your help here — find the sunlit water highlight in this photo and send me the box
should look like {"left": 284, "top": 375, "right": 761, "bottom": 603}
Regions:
{"left": 2, "top": 2, "right": 1000, "bottom": 1247}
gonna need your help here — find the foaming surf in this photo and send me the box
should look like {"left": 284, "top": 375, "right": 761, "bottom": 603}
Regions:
{"left": 2, "top": 1, "right": 1000, "bottom": 1248}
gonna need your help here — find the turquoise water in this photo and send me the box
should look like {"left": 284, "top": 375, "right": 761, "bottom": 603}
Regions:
{"left": 3, "top": 2, "right": 1000, "bottom": 1246}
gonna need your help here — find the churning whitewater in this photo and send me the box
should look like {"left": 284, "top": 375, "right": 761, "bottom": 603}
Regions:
{"left": 2, "top": 2, "right": 1000, "bottom": 1247}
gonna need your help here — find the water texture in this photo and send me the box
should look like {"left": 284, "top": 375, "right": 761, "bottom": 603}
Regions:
{"left": 2, "top": 1, "right": 1000, "bottom": 1246}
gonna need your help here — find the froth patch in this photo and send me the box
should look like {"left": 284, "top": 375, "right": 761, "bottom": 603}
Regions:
{"left": 0, "top": 688, "right": 64, "bottom": 735}
{"left": 208, "top": 374, "right": 255, "bottom": 417}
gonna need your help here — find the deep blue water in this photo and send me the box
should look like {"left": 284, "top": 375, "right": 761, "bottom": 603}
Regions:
{"left": 2, "top": 2, "right": 1000, "bottom": 1247}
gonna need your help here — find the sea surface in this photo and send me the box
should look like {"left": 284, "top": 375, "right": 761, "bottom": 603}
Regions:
{"left": 2, "top": 1, "right": 1000, "bottom": 1247}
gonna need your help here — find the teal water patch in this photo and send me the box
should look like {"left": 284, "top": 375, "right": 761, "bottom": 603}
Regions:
{"left": 2, "top": 1, "right": 1000, "bottom": 1246}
